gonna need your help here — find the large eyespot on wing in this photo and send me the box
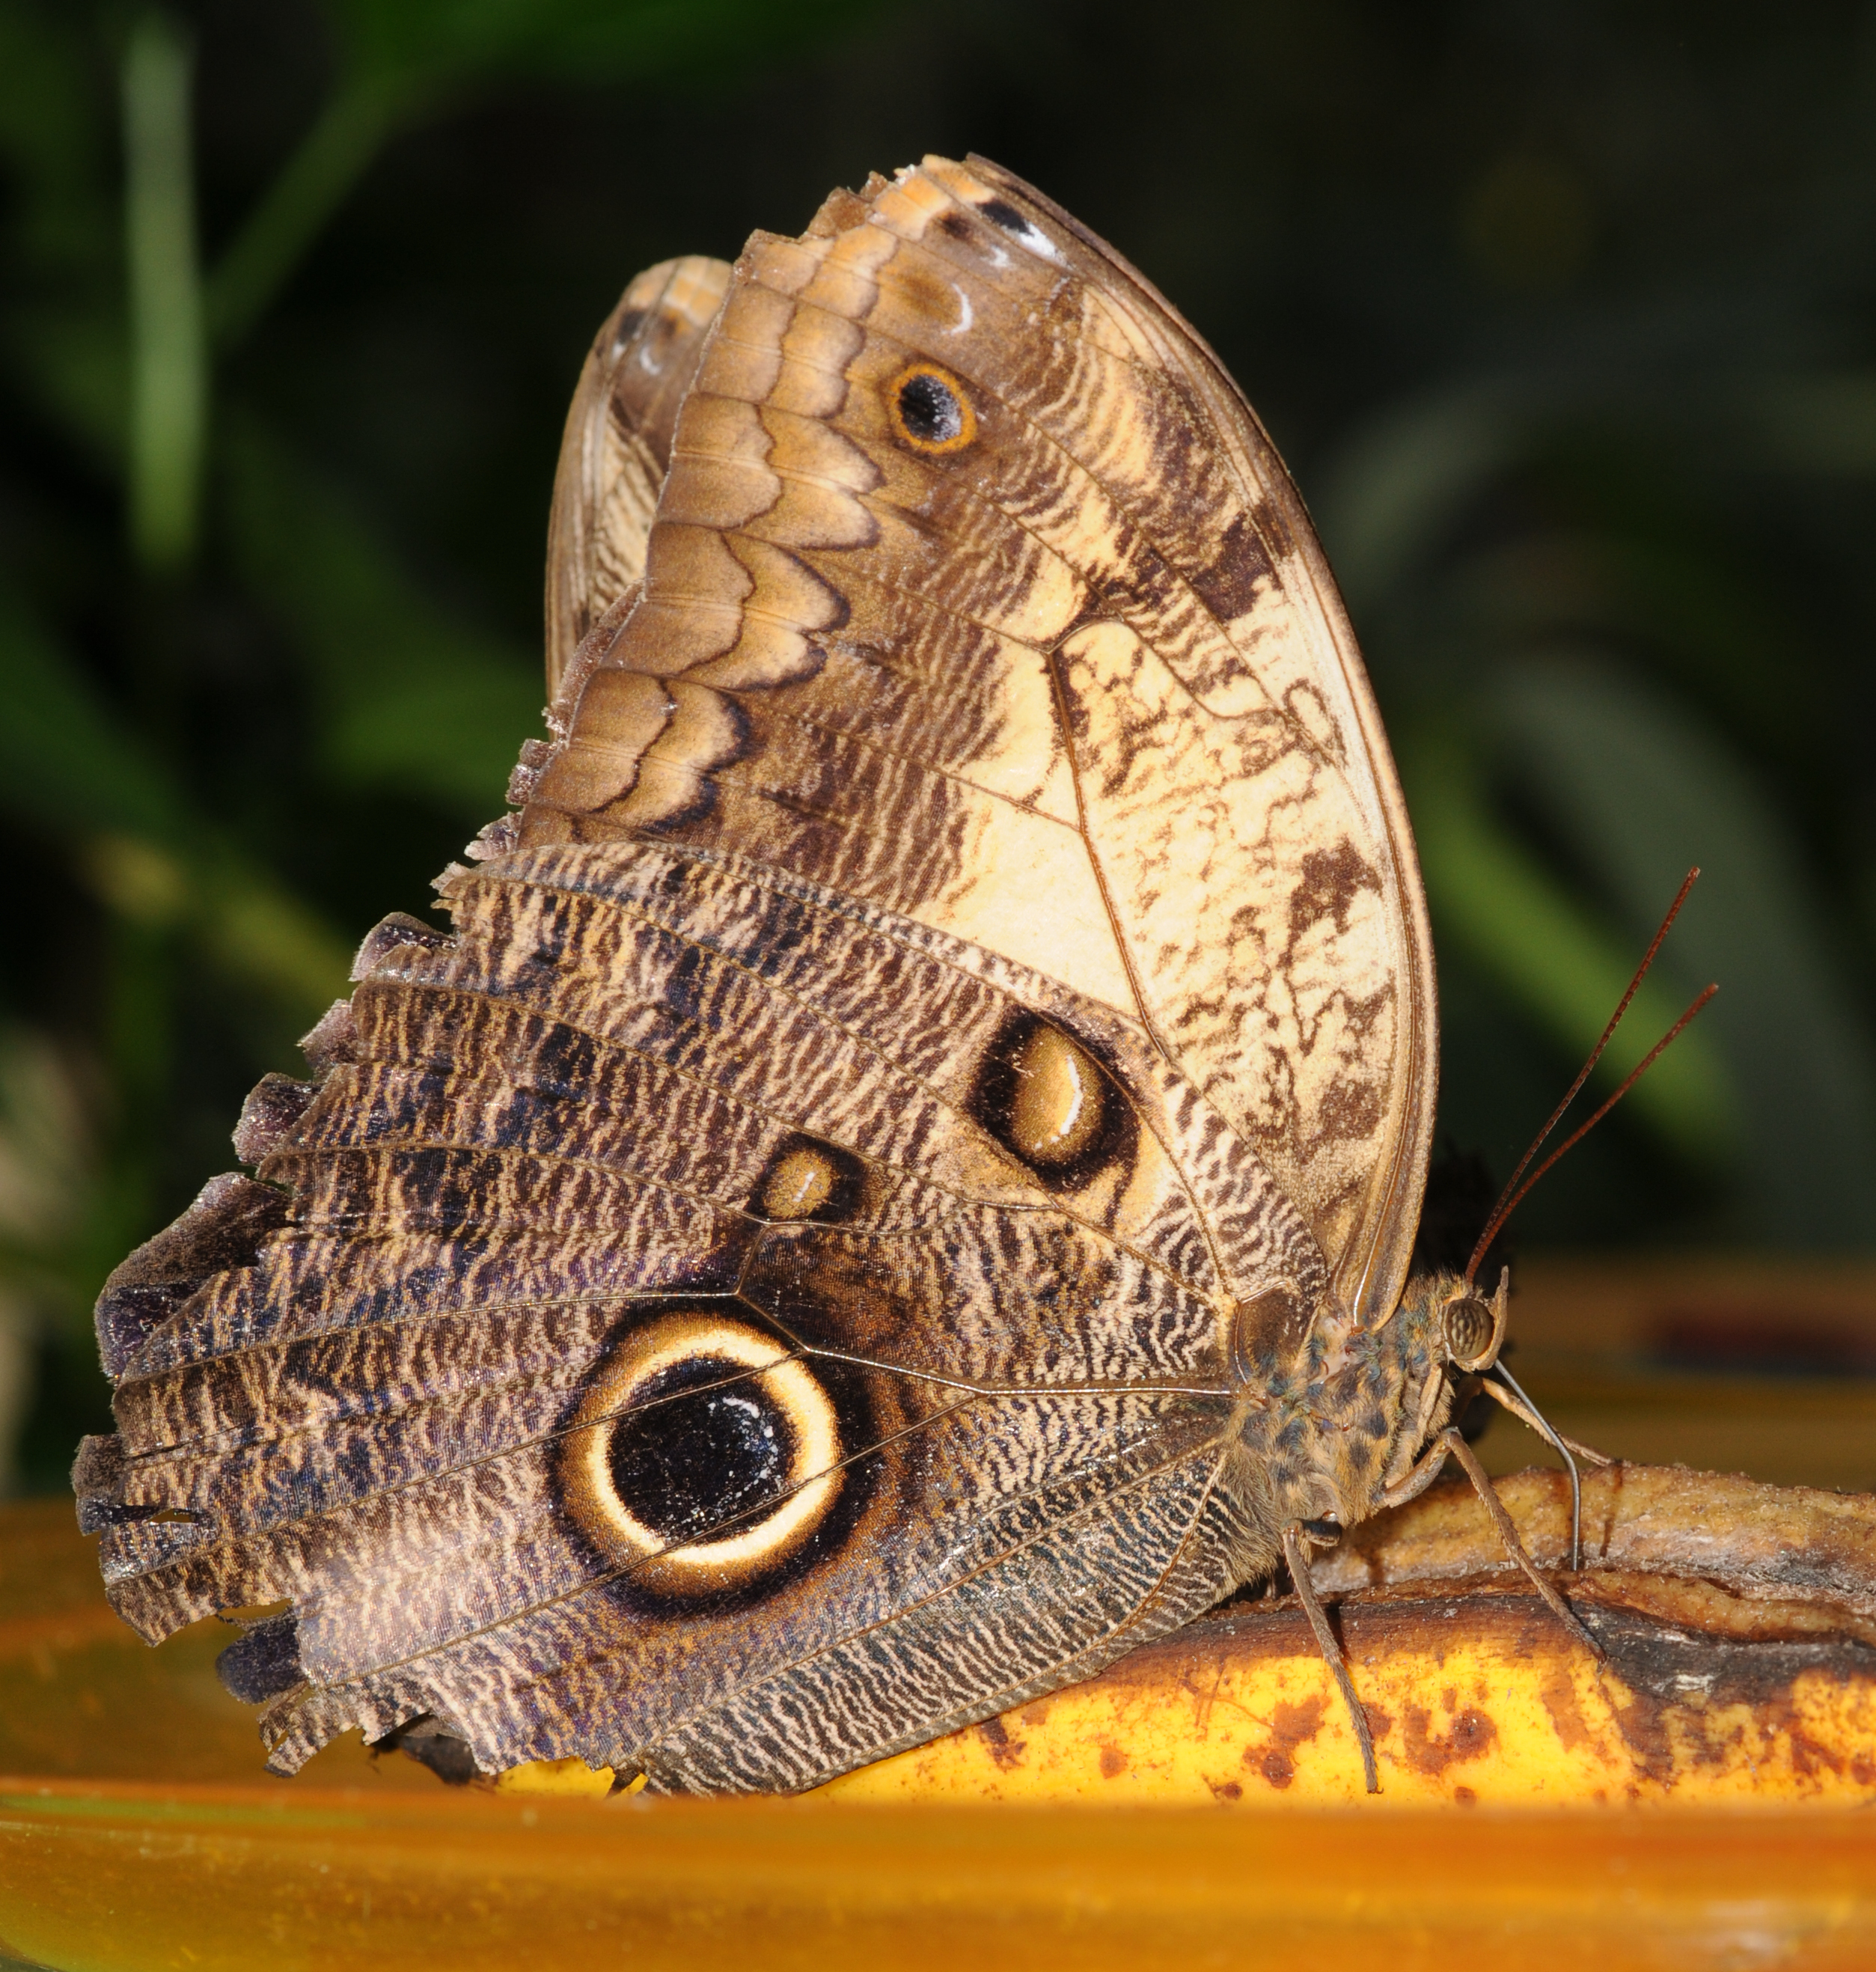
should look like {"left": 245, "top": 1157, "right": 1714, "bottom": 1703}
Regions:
{"left": 522, "top": 157, "right": 1435, "bottom": 1333}
{"left": 546, "top": 254, "right": 733, "bottom": 698}
{"left": 560, "top": 1311, "right": 843, "bottom": 1596}
{"left": 968, "top": 1012, "right": 1134, "bottom": 1193}
{"left": 85, "top": 834, "right": 1268, "bottom": 1792}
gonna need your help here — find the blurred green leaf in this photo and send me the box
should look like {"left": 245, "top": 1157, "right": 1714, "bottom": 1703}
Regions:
{"left": 121, "top": 10, "right": 206, "bottom": 573}
{"left": 204, "top": 72, "right": 408, "bottom": 351}
{"left": 1319, "top": 389, "right": 1521, "bottom": 614}
{"left": 0, "top": 0, "right": 124, "bottom": 462}
{"left": 209, "top": 0, "right": 892, "bottom": 349}
{"left": 0, "top": 583, "right": 349, "bottom": 1023}
{"left": 1401, "top": 726, "right": 1738, "bottom": 1165}
{"left": 0, "top": 584, "right": 178, "bottom": 839}
{"left": 1747, "top": 374, "right": 1876, "bottom": 476}
{"left": 326, "top": 0, "right": 882, "bottom": 86}
{"left": 188, "top": 855, "right": 352, "bottom": 1019}
{"left": 0, "top": 3, "right": 109, "bottom": 276}
{"left": 1491, "top": 653, "right": 1876, "bottom": 1248}
{"left": 224, "top": 419, "right": 541, "bottom": 816}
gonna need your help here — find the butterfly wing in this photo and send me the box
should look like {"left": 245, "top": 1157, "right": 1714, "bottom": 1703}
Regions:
{"left": 545, "top": 255, "right": 732, "bottom": 698}
{"left": 525, "top": 156, "right": 1435, "bottom": 1326}
{"left": 88, "top": 839, "right": 1316, "bottom": 1788}
{"left": 79, "top": 159, "right": 1434, "bottom": 1792}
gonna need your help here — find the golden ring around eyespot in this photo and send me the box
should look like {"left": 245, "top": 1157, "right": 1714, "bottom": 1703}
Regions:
{"left": 560, "top": 1314, "right": 840, "bottom": 1591}
{"left": 886, "top": 361, "right": 978, "bottom": 455}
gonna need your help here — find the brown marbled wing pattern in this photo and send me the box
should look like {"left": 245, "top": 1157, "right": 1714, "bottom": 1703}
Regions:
{"left": 83, "top": 840, "right": 1325, "bottom": 1789}
{"left": 545, "top": 256, "right": 732, "bottom": 700}
{"left": 520, "top": 156, "right": 1435, "bottom": 1330}
{"left": 77, "top": 160, "right": 1444, "bottom": 1795}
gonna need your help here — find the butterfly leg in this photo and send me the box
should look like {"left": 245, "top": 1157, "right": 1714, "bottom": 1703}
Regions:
{"left": 1377, "top": 1429, "right": 1464, "bottom": 1512}
{"left": 1281, "top": 1519, "right": 1379, "bottom": 1795}
{"left": 1420, "top": 1429, "right": 1606, "bottom": 1662}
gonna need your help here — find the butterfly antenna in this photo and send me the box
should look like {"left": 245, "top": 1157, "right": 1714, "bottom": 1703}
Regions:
{"left": 1462, "top": 867, "right": 1711, "bottom": 1289}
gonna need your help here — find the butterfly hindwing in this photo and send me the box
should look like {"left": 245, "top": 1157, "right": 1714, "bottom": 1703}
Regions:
{"left": 545, "top": 254, "right": 733, "bottom": 698}
{"left": 88, "top": 840, "right": 1304, "bottom": 1786}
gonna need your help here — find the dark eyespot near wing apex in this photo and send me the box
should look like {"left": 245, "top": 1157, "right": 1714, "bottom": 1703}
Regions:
{"left": 972, "top": 195, "right": 1062, "bottom": 262}
{"left": 605, "top": 306, "right": 647, "bottom": 358}
{"left": 971, "top": 1013, "right": 1132, "bottom": 1188}
{"left": 751, "top": 1134, "right": 866, "bottom": 1224}
{"left": 887, "top": 361, "right": 977, "bottom": 455}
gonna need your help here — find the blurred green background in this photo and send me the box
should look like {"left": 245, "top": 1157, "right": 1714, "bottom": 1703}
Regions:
{"left": 1, "top": 0, "right": 1873, "bottom": 1493}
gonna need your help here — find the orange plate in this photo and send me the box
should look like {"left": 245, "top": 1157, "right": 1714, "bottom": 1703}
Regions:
{"left": 7, "top": 1434, "right": 1876, "bottom": 1970}
{"left": 5, "top": 1776, "right": 1876, "bottom": 1972}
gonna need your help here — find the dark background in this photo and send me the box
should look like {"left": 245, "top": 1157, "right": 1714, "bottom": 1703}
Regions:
{"left": 2, "top": 0, "right": 1873, "bottom": 1491}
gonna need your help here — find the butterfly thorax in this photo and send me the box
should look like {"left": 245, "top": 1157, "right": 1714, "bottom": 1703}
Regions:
{"left": 1235, "top": 1269, "right": 1471, "bottom": 1543}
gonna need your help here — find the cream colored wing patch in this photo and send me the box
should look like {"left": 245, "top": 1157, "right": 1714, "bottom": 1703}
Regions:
{"left": 545, "top": 255, "right": 733, "bottom": 699}
{"left": 519, "top": 161, "right": 1434, "bottom": 1329}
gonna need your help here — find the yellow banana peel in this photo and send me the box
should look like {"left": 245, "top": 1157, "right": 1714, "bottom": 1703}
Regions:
{"left": 5, "top": 1470, "right": 1876, "bottom": 1972}
{"left": 492, "top": 1464, "right": 1876, "bottom": 1807}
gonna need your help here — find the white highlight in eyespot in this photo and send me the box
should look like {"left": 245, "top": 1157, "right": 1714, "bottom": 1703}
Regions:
{"left": 1006, "top": 215, "right": 1063, "bottom": 263}
{"left": 656, "top": 1355, "right": 839, "bottom": 1569}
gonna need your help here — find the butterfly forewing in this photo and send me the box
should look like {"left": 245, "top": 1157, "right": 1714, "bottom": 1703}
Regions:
{"left": 525, "top": 156, "right": 1434, "bottom": 1325}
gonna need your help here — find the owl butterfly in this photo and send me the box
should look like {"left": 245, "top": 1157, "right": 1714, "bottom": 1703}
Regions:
{"left": 75, "top": 156, "right": 1609, "bottom": 1796}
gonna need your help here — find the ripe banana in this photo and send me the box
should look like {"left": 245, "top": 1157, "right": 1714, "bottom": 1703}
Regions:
{"left": 492, "top": 1464, "right": 1876, "bottom": 1805}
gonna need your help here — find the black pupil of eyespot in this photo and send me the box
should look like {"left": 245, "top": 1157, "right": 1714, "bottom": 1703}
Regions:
{"left": 898, "top": 370, "right": 962, "bottom": 444}
{"left": 608, "top": 1355, "right": 793, "bottom": 1543}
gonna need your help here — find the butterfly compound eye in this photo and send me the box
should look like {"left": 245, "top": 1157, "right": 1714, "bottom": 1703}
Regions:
{"left": 887, "top": 361, "right": 977, "bottom": 454}
{"left": 560, "top": 1315, "right": 841, "bottom": 1592}
{"left": 1442, "top": 1294, "right": 1497, "bottom": 1370}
